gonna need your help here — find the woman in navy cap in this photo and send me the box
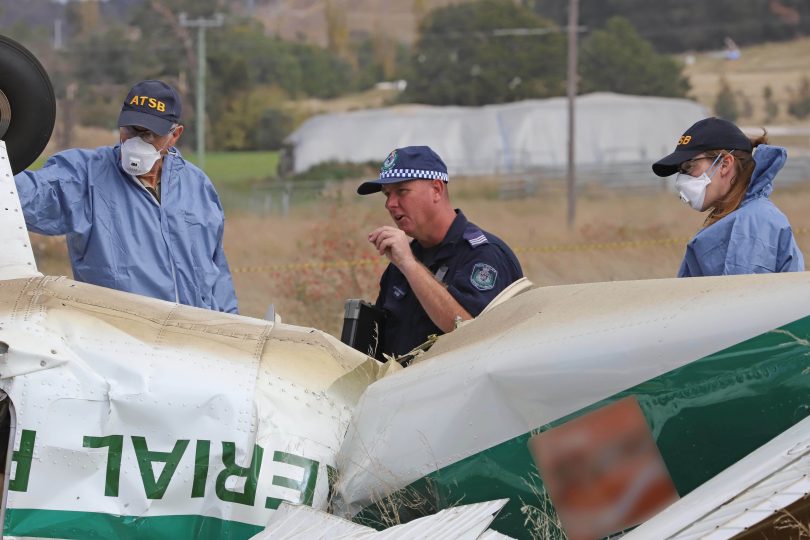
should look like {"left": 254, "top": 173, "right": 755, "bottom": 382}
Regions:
{"left": 652, "top": 117, "right": 804, "bottom": 276}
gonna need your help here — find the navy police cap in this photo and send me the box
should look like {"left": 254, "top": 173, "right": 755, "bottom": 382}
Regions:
{"left": 117, "top": 80, "right": 182, "bottom": 136}
{"left": 652, "top": 117, "right": 753, "bottom": 177}
{"left": 357, "top": 145, "right": 449, "bottom": 195}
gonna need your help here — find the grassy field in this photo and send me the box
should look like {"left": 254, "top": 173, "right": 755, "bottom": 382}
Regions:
{"left": 184, "top": 151, "right": 280, "bottom": 183}
{"left": 31, "top": 148, "right": 280, "bottom": 184}
{"left": 31, "top": 179, "right": 810, "bottom": 338}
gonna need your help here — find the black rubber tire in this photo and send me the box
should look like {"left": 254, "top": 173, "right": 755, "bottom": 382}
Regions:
{"left": 0, "top": 35, "right": 56, "bottom": 174}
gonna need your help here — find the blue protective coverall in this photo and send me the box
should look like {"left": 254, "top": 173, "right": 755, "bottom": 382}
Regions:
{"left": 15, "top": 146, "right": 239, "bottom": 313}
{"left": 678, "top": 145, "right": 804, "bottom": 277}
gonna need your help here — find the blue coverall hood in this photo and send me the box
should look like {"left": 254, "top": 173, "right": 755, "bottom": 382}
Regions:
{"left": 744, "top": 144, "right": 783, "bottom": 202}
{"left": 677, "top": 144, "right": 804, "bottom": 277}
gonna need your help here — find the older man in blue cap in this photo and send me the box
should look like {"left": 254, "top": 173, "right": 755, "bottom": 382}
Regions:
{"left": 14, "top": 79, "right": 238, "bottom": 313}
{"left": 358, "top": 145, "right": 523, "bottom": 358}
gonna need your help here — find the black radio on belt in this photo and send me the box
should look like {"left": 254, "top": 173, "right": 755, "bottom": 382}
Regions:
{"left": 340, "top": 299, "right": 387, "bottom": 361}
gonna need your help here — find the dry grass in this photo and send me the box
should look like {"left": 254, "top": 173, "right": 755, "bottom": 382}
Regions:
{"left": 30, "top": 179, "right": 810, "bottom": 337}
{"left": 520, "top": 471, "right": 567, "bottom": 539}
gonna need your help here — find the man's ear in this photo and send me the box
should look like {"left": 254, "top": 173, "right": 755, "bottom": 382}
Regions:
{"left": 170, "top": 125, "right": 184, "bottom": 145}
{"left": 431, "top": 179, "right": 445, "bottom": 201}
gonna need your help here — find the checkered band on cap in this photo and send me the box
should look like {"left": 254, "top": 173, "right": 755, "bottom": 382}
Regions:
{"left": 380, "top": 168, "right": 449, "bottom": 182}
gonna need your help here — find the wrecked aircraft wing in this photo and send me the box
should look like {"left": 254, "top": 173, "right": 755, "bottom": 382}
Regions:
{"left": 334, "top": 272, "right": 810, "bottom": 537}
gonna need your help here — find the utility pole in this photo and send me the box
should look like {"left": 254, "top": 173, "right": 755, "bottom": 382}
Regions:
{"left": 179, "top": 12, "right": 224, "bottom": 170}
{"left": 566, "top": 0, "right": 579, "bottom": 230}
{"left": 54, "top": 19, "right": 63, "bottom": 50}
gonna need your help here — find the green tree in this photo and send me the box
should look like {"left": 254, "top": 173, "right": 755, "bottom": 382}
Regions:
{"left": 714, "top": 77, "right": 739, "bottom": 121}
{"left": 353, "top": 37, "right": 410, "bottom": 89}
{"left": 579, "top": 17, "right": 690, "bottom": 97}
{"left": 325, "top": 0, "right": 354, "bottom": 68}
{"left": 207, "top": 21, "right": 353, "bottom": 101}
{"left": 211, "top": 86, "right": 292, "bottom": 151}
{"left": 528, "top": 0, "right": 810, "bottom": 54}
{"left": 404, "top": 0, "right": 566, "bottom": 105}
{"left": 256, "top": 108, "right": 293, "bottom": 151}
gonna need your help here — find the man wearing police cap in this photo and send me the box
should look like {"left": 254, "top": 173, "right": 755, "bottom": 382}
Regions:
{"left": 359, "top": 145, "right": 523, "bottom": 358}
{"left": 14, "top": 79, "right": 238, "bottom": 313}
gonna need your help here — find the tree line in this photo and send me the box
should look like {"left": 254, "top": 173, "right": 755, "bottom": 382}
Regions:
{"left": 10, "top": 0, "right": 797, "bottom": 152}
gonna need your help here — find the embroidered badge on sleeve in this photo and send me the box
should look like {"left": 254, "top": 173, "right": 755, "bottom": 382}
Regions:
{"left": 470, "top": 262, "right": 498, "bottom": 291}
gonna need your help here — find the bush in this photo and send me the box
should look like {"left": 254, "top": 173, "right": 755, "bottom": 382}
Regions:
{"left": 714, "top": 77, "right": 739, "bottom": 122}
{"left": 763, "top": 85, "right": 779, "bottom": 123}
{"left": 274, "top": 203, "right": 384, "bottom": 336}
{"left": 211, "top": 86, "right": 291, "bottom": 151}
{"left": 256, "top": 108, "right": 293, "bottom": 151}
{"left": 293, "top": 161, "right": 379, "bottom": 182}
{"left": 787, "top": 76, "right": 810, "bottom": 119}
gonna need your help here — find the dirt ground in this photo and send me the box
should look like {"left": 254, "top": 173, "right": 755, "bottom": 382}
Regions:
{"left": 31, "top": 178, "right": 810, "bottom": 338}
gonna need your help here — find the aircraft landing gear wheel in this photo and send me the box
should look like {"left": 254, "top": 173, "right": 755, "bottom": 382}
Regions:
{"left": 0, "top": 35, "right": 56, "bottom": 174}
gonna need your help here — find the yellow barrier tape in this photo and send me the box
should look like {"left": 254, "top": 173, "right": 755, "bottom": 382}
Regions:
{"left": 515, "top": 237, "right": 688, "bottom": 254}
{"left": 231, "top": 228, "right": 810, "bottom": 274}
{"left": 233, "top": 258, "right": 382, "bottom": 274}
{"left": 232, "top": 237, "right": 686, "bottom": 274}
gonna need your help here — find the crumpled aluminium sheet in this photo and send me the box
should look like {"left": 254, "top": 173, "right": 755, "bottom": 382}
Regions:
{"left": 0, "top": 275, "right": 391, "bottom": 539}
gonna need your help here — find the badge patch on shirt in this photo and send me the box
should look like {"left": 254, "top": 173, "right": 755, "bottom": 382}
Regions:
{"left": 470, "top": 262, "right": 498, "bottom": 291}
{"left": 393, "top": 285, "right": 406, "bottom": 299}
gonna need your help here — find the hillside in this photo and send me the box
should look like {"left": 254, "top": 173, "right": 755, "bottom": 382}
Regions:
{"left": 683, "top": 37, "right": 810, "bottom": 127}
{"left": 247, "top": 0, "right": 473, "bottom": 47}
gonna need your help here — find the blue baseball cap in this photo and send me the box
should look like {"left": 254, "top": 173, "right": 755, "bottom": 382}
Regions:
{"left": 357, "top": 145, "right": 449, "bottom": 195}
{"left": 653, "top": 117, "right": 753, "bottom": 177}
{"left": 117, "top": 80, "right": 182, "bottom": 136}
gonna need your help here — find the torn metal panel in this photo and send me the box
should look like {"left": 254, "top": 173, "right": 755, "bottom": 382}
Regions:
{"left": 0, "top": 141, "right": 38, "bottom": 280}
{"left": 252, "top": 502, "right": 373, "bottom": 538}
{"left": 255, "top": 499, "right": 511, "bottom": 539}
{"left": 369, "top": 498, "right": 508, "bottom": 539}
{"left": 623, "top": 415, "right": 810, "bottom": 540}
{"left": 0, "top": 275, "right": 383, "bottom": 538}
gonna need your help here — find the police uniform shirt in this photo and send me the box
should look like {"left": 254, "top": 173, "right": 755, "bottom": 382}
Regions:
{"left": 375, "top": 210, "right": 523, "bottom": 357}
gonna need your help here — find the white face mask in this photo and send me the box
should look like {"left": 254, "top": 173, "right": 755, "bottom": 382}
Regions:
{"left": 673, "top": 153, "right": 725, "bottom": 211}
{"left": 120, "top": 136, "right": 164, "bottom": 176}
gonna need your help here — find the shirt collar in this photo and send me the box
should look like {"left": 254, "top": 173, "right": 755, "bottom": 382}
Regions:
{"left": 412, "top": 209, "right": 468, "bottom": 260}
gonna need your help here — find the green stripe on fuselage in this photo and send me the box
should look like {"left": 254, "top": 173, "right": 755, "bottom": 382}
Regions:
{"left": 3, "top": 509, "right": 263, "bottom": 539}
{"left": 356, "top": 316, "right": 810, "bottom": 539}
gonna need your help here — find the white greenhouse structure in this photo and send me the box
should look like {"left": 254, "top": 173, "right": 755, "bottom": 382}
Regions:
{"left": 283, "top": 93, "right": 710, "bottom": 177}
